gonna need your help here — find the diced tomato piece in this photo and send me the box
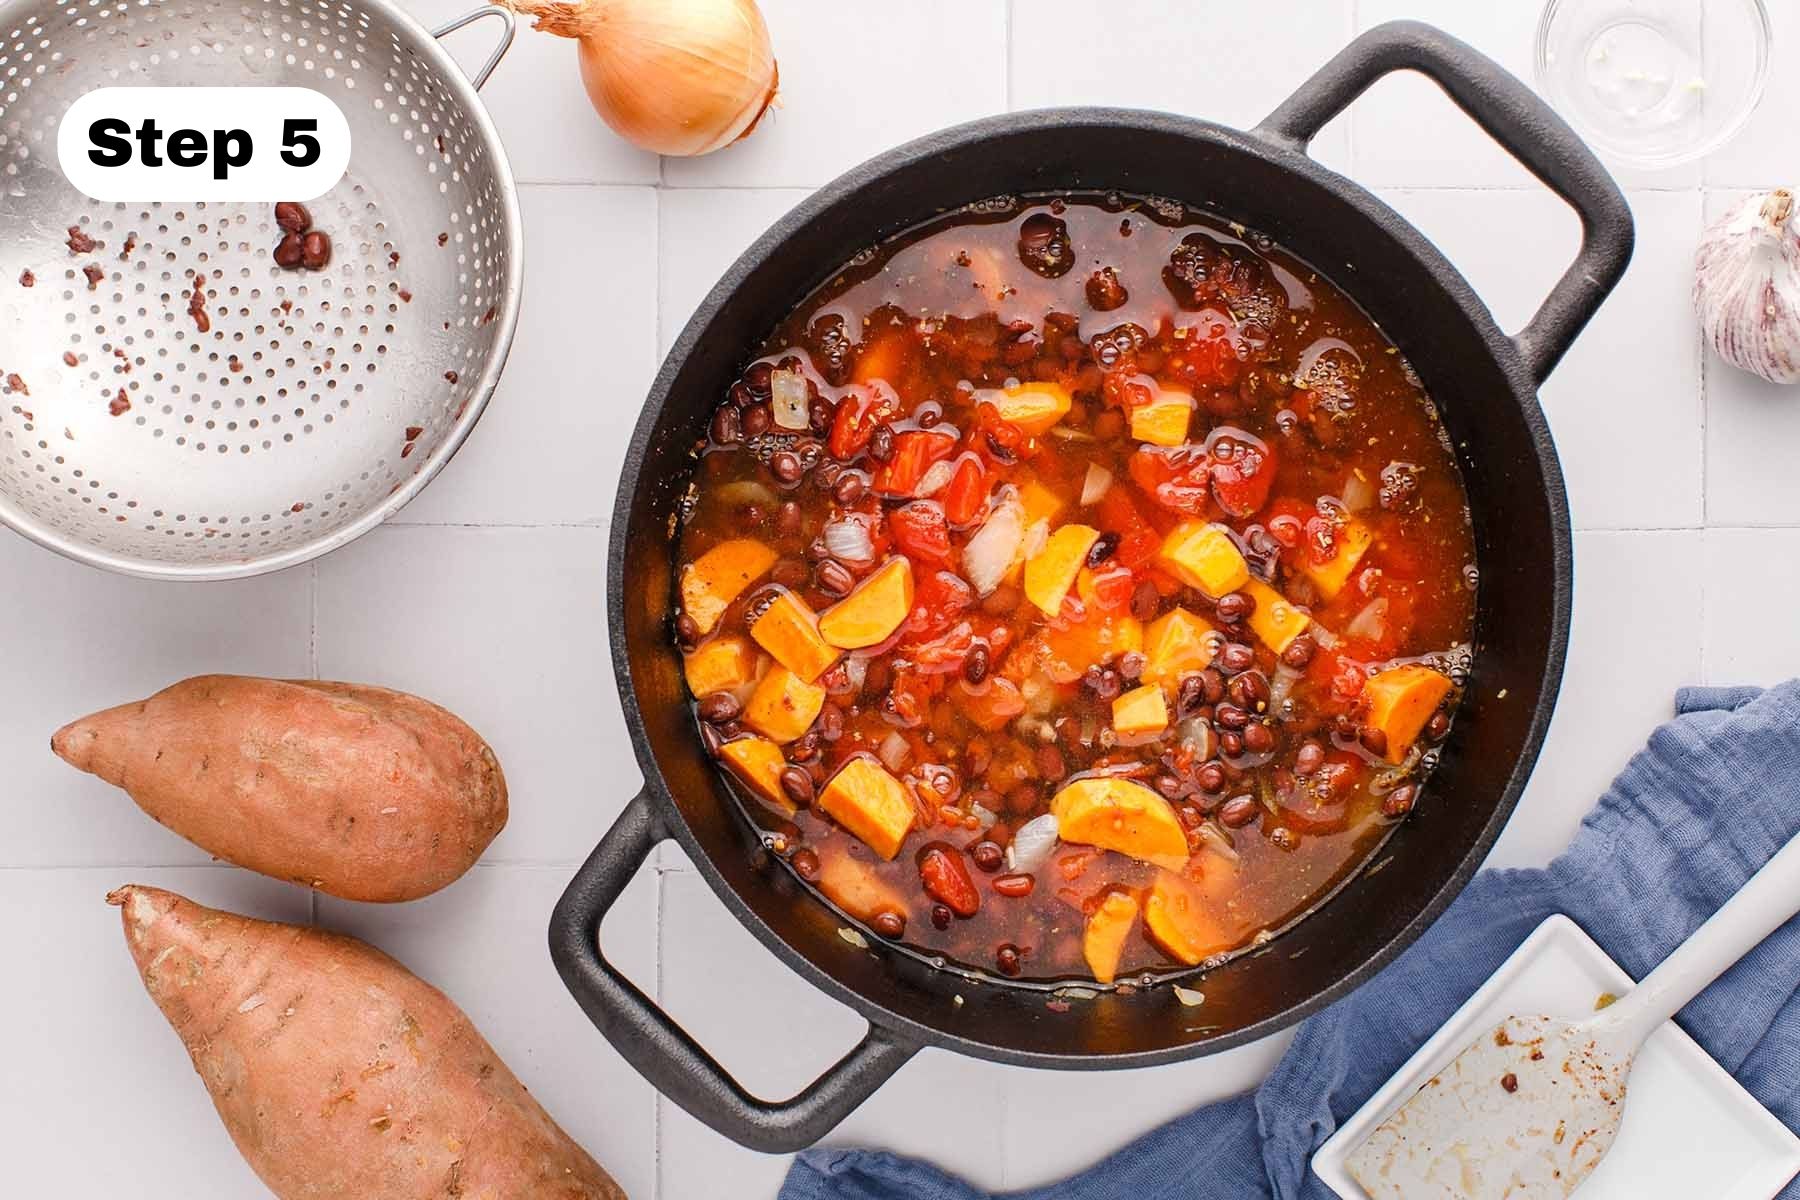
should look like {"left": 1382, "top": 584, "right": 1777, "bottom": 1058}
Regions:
{"left": 1095, "top": 486, "right": 1163, "bottom": 569}
{"left": 1304, "top": 514, "right": 1339, "bottom": 566}
{"left": 1263, "top": 497, "right": 1311, "bottom": 551}
{"left": 953, "top": 676, "right": 1025, "bottom": 732}
{"left": 1206, "top": 430, "right": 1276, "bottom": 519}
{"left": 1128, "top": 445, "right": 1213, "bottom": 516}
{"left": 909, "top": 620, "right": 975, "bottom": 672}
{"left": 1084, "top": 561, "right": 1136, "bottom": 614}
{"left": 941, "top": 451, "right": 989, "bottom": 526}
{"left": 971, "top": 403, "right": 1028, "bottom": 466}
{"left": 873, "top": 429, "right": 956, "bottom": 496}
{"left": 1310, "top": 646, "right": 1370, "bottom": 702}
{"left": 1165, "top": 326, "right": 1242, "bottom": 390}
{"left": 827, "top": 386, "right": 899, "bottom": 461}
{"left": 1101, "top": 371, "right": 1157, "bottom": 412}
{"left": 909, "top": 568, "right": 974, "bottom": 638}
{"left": 889, "top": 501, "right": 953, "bottom": 567}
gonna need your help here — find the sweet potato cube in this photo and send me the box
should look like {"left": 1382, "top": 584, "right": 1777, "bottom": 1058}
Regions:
{"left": 1083, "top": 891, "right": 1141, "bottom": 985}
{"left": 1141, "top": 607, "right": 1217, "bottom": 691}
{"left": 743, "top": 664, "right": 826, "bottom": 744}
{"left": 1363, "top": 664, "right": 1453, "bottom": 763}
{"left": 1158, "top": 522, "right": 1250, "bottom": 597}
{"left": 982, "top": 381, "right": 1072, "bottom": 436}
{"left": 1042, "top": 614, "right": 1144, "bottom": 683}
{"left": 1024, "top": 523, "right": 1101, "bottom": 615}
{"left": 953, "top": 676, "right": 1027, "bottom": 732}
{"left": 818, "top": 557, "right": 914, "bottom": 649}
{"left": 1051, "top": 777, "right": 1189, "bottom": 870}
{"left": 1016, "top": 477, "right": 1067, "bottom": 529}
{"left": 818, "top": 757, "right": 916, "bottom": 860}
{"left": 750, "top": 590, "right": 840, "bottom": 682}
{"left": 1112, "top": 684, "right": 1170, "bottom": 738}
{"left": 683, "top": 636, "right": 757, "bottom": 698}
{"left": 680, "top": 538, "right": 778, "bottom": 635}
{"left": 816, "top": 849, "right": 911, "bottom": 923}
{"left": 1243, "top": 578, "right": 1310, "bottom": 655}
{"left": 1144, "top": 870, "right": 1233, "bottom": 965}
{"left": 1298, "top": 518, "right": 1374, "bottom": 600}
{"left": 718, "top": 736, "right": 793, "bottom": 813}
{"left": 1129, "top": 390, "right": 1195, "bottom": 447}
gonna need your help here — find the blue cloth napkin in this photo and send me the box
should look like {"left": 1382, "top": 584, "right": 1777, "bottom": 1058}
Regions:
{"left": 783, "top": 682, "right": 1800, "bottom": 1200}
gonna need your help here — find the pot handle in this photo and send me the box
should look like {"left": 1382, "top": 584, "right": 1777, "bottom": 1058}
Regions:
{"left": 1254, "top": 19, "right": 1633, "bottom": 384}
{"left": 549, "top": 789, "right": 920, "bottom": 1153}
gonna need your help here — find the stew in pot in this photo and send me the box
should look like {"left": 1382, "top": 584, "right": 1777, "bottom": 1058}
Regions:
{"left": 670, "top": 194, "right": 1475, "bottom": 985}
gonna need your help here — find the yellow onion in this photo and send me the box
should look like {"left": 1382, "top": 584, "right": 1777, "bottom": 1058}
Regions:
{"left": 504, "top": 0, "right": 778, "bottom": 157}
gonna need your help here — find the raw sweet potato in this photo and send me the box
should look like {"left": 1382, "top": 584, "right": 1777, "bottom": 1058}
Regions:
{"left": 53, "top": 676, "right": 506, "bottom": 903}
{"left": 109, "top": 885, "right": 622, "bottom": 1199}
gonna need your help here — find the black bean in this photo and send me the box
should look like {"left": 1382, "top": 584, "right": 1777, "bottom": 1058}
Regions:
{"left": 1426, "top": 712, "right": 1452, "bottom": 742}
{"left": 744, "top": 361, "right": 774, "bottom": 398}
{"left": 1200, "top": 667, "right": 1226, "bottom": 704}
{"left": 779, "top": 765, "right": 816, "bottom": 808}
{"left": 1219, "top": 731, "right": 1244, "bottom": 757}
{"left": 868, "top": 424, "right": 896, "bottom": 463}
{"left": 1196, "top": 762, "right": 1226, "bottom": 793}
{"left": 816, "top": 558, "right": 855, "bottom": 596}
{"left": 971, "top": 841, "right": 1004, "bottom": 873}
{"left": 710, "top": 404, "right": 741, "bottom": 445}
{"left": 789, "top": 732, "right": 820, "bottom": 763}
{"left": 1242, "top": 722, "right": 1275, "bottom": 754}
{"left": 1214, "top": 591, "right": 1253, "bottom": 624}
{"left": 1214, "top": 702, "right": 1249, "bottom": 730}
{"left": 931, "top": 904, "right": 953, "bottom": 930}
{"left": 1219, "top": 794, "right": 1259, "bottom": 828}
{"left": 1228, "top": 671, "right": 1269, "bottom": 710}
{"left": 274, "top": 201, "right": 311, "bottom": 233}
{"left": 790, "top": 847, "right": 821, "bottom": 882}
{"left": 299, "top": 230, "right": 332, "bottom": 270}
{"left": 962, "top": 643, "right": 991, "bottom": 685}
{"left": 1131, "top": 578, "right": 1161, "bottom": 621}
{"left": 729, "top": 381, "right": 757, "bottom": 409}
{"left": 871, "top": 910, "right": 906, "bottom": 939}
{"left": 697, "top": 692, "right": 742, "bottom": 724}
{"left": 917, "top": 406, "right": 941, "bottom": 429}
{"left": 833, "top": 472, "right": 865, "bottom": 505}
{"left": 1294, "top": 741, "right": 1325, "bottom": 776}
{"left": 1359, "top": 725, "right": 1390, "bottom": 758}
{"left": 1383, "top": 783, "right": 1419, "bottom": 819}
{"left": 1086, "top": 531, "right": 1120, "bottom": 567}
{"left": 273, "top": 232, "right": 305, "bottom": 269}
{"left": 1118, "top": 651, "right": 1146, "bottom": 681}
{"left": 1155, "top": 774, "right": 1184, "bottom": 799}
{"left": 1085, "top": 266, "right": 1128, "bottom": 311}
{"left": 1176, "top": 674, "right": 1205, "bottom": 717}
{"left": 1219, "top": 642, "right": 1256, "bottom": 674}
{"left": 771, "top": 450, "right": 803, "bottom": 485}
{"left": 995, "top": 943, "right": 1023, "bottom": 976}
{"left": 776, "top": 500, "right": 803, "bottom": 537}
{"left": 742, "top": 404, "right": 772, "bottom": 437}
{"left": 699, "top": 723, "right": 724, "bottom": 758}
{"left": 1281, "top": 634, "right": 1317, "bottom": 669}
{"left": 808, "top": 396, "right": 834, "bottom": 435}
{"left": 675, "top": 612, "right": 701, "bottom": 649}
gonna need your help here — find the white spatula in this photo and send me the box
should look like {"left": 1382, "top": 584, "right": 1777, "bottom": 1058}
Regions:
{"left": 1347, "top": 828, "right": 1800, "bottom": 1199}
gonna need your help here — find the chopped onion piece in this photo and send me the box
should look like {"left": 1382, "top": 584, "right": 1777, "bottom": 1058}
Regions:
{"left": 770, "top": 368, "right": 810, "bottom": 431}
{"left": 1022, "top": 517, "right": 1049, "bottom": 563}
{"left": 962, "top": 492, "right": 1024, "bottom": 596}
{"left": 837, "top": 927, "right": 869, "bottom": 949}
{"left": 1172, "top": 984, "right": 1206, "bottom": 1007}
{"left": 1268, "top": 663, "right": 1301, "bottom": 714}
{"left": 1340, "top": 470, "right": 1377, "bottom": 512}
{"left": 1344, "top": 597, "right": 1389, "bottom": 643}
{"left": 915, "top": 458, "right": 955, "bottom": 498}
{"left": 877, "top": 730, "right": 912, "bottom": 773}
{"left": 1006, "top": 813, "right": 1060, "bottom": 874}
{"left": 821, "top": 518, "right": 874, "bottom": 563}
{"left": 1080, "top": 463, "right": 1114, "bottom": 506}
{"left": 840, "top": 654, "right": 871, "bottom": 694}
{"left": 1177, "top": 717, "right": 1218, "bottom": 762}
{"left": 713, "top": 479, "right": 778, "bottom": 508}
{"left": 1196, "top": 822, "right": 1240, "bottom": 864}
{"left": 970, "top": 802, "right": 999, "bottom": 831}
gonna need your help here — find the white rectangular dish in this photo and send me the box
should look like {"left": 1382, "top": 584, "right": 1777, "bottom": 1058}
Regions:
{"left": 1312, "top": 914, "right": 1800, "bottom": 1199}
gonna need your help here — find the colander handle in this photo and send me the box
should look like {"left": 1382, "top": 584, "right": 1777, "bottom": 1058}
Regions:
{"left": 549, "top": 789, "right": 921, "bottom": 1153}
{"left": 431, "top": 6, "right": 514, "bottom": 92}
{"left": 1254, "top": 19, "right": 1634, "bottom": 385}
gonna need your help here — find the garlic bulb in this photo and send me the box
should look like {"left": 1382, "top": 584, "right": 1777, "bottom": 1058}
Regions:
{"left": 1694, "top": 189, "right": 1800, "bottom": 384}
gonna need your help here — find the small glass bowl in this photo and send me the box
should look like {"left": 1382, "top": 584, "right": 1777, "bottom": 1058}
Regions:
{"left": 1535, "top": 0, "right": 1772, "bottom": 169}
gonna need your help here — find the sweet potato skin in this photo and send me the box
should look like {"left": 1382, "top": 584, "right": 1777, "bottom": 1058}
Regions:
{"left": 109, "top": 885, "right": 622, "bottom": 1200}
{"left": 54, "top": 676, "right": 506, "bottom": 902}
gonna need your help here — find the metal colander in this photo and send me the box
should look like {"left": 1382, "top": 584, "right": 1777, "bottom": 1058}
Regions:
{"left": 0, "top": 0, "right": 521, "bottom": 579}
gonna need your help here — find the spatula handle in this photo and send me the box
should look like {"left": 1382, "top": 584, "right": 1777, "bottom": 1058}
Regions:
{"left": 1600, "top": 829, "right": 1800, "bottom": 1049}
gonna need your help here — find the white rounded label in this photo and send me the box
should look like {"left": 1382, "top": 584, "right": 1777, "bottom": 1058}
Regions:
{"left": 57, "top": 86, "right": 350, "bottom": 202}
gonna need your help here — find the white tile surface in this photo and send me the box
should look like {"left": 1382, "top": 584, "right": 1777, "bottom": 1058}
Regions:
{"left": 1008, "top": 0, "right": 1354, "bottom": 173}
{"left": 1703, "top": 529, "right": 1800, "bottom": 685}
{"left": 10, "top": 2, "right": 1800, "bottom": 1197}
{"left": 660, "top": 0, "right": 1009, "bottom": 189}
{"left": 1487, "top": 532, "right": 1705, "bottom": 869}
{"left": 398, "top": 186, "right": 658, "bottom": 526}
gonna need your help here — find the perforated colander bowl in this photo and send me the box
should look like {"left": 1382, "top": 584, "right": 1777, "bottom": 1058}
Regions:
{"left": 0, "top": 0, "right": 521, "bottom": 578}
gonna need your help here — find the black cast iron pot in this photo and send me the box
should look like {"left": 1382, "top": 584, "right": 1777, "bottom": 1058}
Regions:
{"left": 550, "top": 20, "right": 1633, "bottom": 1153}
